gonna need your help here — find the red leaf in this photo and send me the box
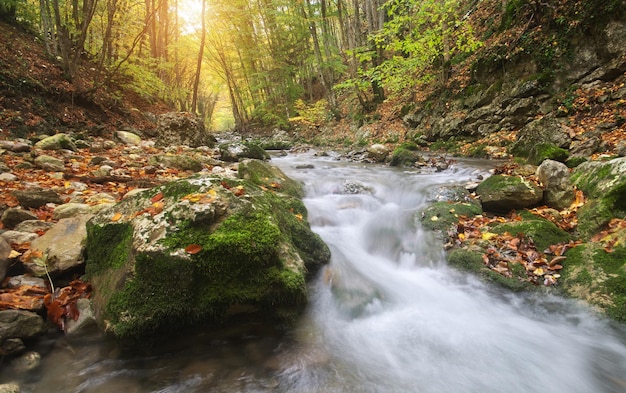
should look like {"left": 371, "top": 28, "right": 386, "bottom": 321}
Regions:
{"left": 151, "top": 192, "right": 164, "bottom": 203}
{"left": 185, "top": 244, "right": 202, "bottom": 254}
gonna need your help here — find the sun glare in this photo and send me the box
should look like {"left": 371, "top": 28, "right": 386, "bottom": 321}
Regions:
{"left": 177, "top": 0, "right": 204, "bottom": 34}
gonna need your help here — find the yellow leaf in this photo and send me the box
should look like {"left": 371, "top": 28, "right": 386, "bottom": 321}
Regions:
{"left": 295, "top": 213, "right": 303, "bottom": 221}
{"left": 430, "top": 216, "right": 439, "bottom": 221}
{"left": 534, "top": 267, "right": 545, "bottom": 276}
{"left": 208, "top": 189, "right": 217, "bottom": 196}
{"left": 458, "top": 233, "right": 466, "bottom": 241}
{"left": 111, "top": 212, "right": 123, "bottom": 222}
{"left": 8, "top": 250, "right": 21, "bottom": 259}
{"left": 482, "top": 232, "right": 498, "bottom": 241}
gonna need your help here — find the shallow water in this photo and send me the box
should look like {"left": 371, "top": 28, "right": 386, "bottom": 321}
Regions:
{"left": 6, "top": 152, "right": 626, "bottom": 392}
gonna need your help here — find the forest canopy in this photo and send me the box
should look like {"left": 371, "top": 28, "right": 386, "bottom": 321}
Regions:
{"left": 0, "top": 0, "right": 619, "bottom": 131}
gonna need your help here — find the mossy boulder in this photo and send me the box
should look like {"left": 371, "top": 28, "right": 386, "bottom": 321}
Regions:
{"left": 490, "top": 218, "right": 571, "bottom": 251}
{"left": 527, "top": 143, "right": 569, "bottom": 165}
{"left": 561, "top": 240, "right": 626, "bottom": 322}
{"left": 85, "top": 160, "right": 330, "bottom": 342}
{"left": 476, "top": 175, "right": 543, "bottom": 213}
{"left": 571, "top": 157, "right": 626, "bottom": 239}
{"left": 390, "top": 143, "right": 420, "bottom": 167}
{"left": 219, "top": 141, "right": 270, "bottom": 162}
{"left": 420, "top": 201, "right": 482, "bottom": 232}
{"left": 446, "top": 249, "right": 528, "bottom": 292}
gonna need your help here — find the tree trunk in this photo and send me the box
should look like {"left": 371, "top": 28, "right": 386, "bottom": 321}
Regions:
{"left": 191, "top": 0, "right": 207, "bottom": 114}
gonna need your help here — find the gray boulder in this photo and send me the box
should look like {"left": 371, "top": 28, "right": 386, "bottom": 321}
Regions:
{"left": 12, "top": 189, "right": 63, "bottom": 209}
{"left": 366, "top": 144, "right": 389, "bottom": 163}
{"left": 0, "top": 310, "right": 47, "bottom": 342}
{"left": 536, "top": 160, "right": 575, "bottom": 210}
{"left": 477, "top": 175, "right": 543, "bottom": 213}
{"left": 154, "top": 112, "right": 217, "bottom": 148}
{"left": 22, "top": 214, "right": 91, "bottom": 277}
{"left": 0, "top": 208, "right": 38, "bottom": 229}
{"left": 114, "top": 131, "right": 142, "bottom": 145}
{"left": 0, "top": 237, "right": 11, "bottom": 282}
{"left": 148, "top": 154, "right": 203, "bottom": 172}
{"left": 34, "top": 155, "right": 65, "bottom": 172}
{"left": 510, "top": 117, "right": 571, "bottom": 157}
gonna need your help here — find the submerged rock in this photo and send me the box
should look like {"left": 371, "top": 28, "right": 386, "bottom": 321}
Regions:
{"left": 85, "top": 160, "right": 329, "bottom": 341}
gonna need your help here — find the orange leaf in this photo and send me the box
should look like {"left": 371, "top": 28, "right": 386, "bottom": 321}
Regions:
{"left": 151, "top": 192, "right": 164, "bottom": 203}
{"left": 111, "top": 212, "right": 123, "bottom": 222}
{"left": 185, "top": 244, "right": 202, "bottom": 254}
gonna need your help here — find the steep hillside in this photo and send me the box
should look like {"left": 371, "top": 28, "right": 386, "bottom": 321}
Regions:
{"left": 0, "top": 22, "right": 171, "bottom": 140}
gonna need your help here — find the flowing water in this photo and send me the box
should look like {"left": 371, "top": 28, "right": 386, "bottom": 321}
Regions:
{"left": 6, "top": 152, "right": 626, "bottom": 392}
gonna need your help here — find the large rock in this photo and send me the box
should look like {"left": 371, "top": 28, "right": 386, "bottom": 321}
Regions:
{"left": 510, "top": 117, "right": 571, "bottom": 158}
{"left": 0, "top": 310, "right": 47, "bottom": 342}
{"left": 366, "top": 144, "right": 389, "bottom": 163}
{"left": 34, "top": 133, "right": 76, "bottom": 151}
{"left": 536, "top": 159, "right": 575, "bottom": 210}
{"left": 0, "top": 237, "right": 11, "bottom": 282}
{"left": 571, "top": 157, "right": 626, "bottom": 238}
{"left": 12, "top": 189, "right": 63, "bottom": 209}
{"left": 85, "top": 160, "right": 330, "bottom": 341}
{"left": 34, "top": 155, "right": 65, "bottom": 172}
{"left": 219, "top": 141, "right": 270, "bottom": 162}
{"left": 22, "top": 215, "right": 92, "bottom": 277}
{"left": 114, "top": 131, "right": 142, "bottom": 145}
{"left": 0, "top": 208, "right": 38, "bottom": 229}
{"left": 147, "top": 154, "right": 203, "bottom": 172}
{"left": 476, "top": 175, "right": 543, "bottom": 213}
{"left": 154, "top": 112, "right": 217, "bottom": 148}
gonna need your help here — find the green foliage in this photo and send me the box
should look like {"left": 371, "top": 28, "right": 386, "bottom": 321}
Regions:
{"left": 368, "top": 0, "right": 482, "bottom": 94}
{"left": 292, "top": 99, "right": 332, "bottom": 126}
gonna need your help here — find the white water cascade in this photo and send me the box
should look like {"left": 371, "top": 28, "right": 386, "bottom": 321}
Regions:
{"left": 10, "top": 152, "right": 626, "bottom": 393}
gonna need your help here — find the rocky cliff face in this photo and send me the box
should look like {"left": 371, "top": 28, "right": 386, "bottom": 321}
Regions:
{"left": 401, "top": 15, "right": 626, "bottom": 161}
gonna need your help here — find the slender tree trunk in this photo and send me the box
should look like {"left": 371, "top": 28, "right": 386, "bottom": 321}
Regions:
{"left": 191, "top": 0, "right": 207, "bottom": 114}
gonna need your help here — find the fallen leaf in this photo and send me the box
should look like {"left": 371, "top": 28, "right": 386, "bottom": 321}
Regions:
{"left": 151, "top": 192, "right": 164, "bottom": 203}
{"left": 185, "top": 244, "right": 202, "bottom": 254}
{"left": 111, "top": 212, "right": 123, "bottom": 222}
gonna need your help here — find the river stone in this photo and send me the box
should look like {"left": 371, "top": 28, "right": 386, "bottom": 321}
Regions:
{"left": 1, "top": 338, "right": 26, "bottom": 357}
{"left": 23, "top": 214, "right": 92, "bottom": 277}
{"left": 0, "top": 382, "right": 21, "bottom": 393}
{"left": 0, "top": 310, "right": 47, "bottom": 341}
{"left": 34, "top": 133, "right": 76, "bottom": 151}
{"left": 0, "top": 140, "right": 31, "bottom": 153}
{"left": 0, "top": 237, "right": 11, "bottom": 282}
{"left": 148, "top": 154, "right": 203, "bottom": 172}
{"left": 0, "top": 208, "right": 38, "bottom": 229}
{"left": 114, "top": 131, "right": 142, "bottom": 145}
{"left": 476, "top": 175, "right": 543, "bottom": 213}
{"left": 219, "top": 142, "right": 269, "bottom": 162}
{"left": 366, "top": 144, "right": 389, "bottom": 163}
{"left": 34, "top": 155, "right": 65, "bottom": 172}
{"left": 0, "top": 231, "right": 38, "bottom": 246}
{"left": 154, "top": 112, "right": 217, "bottom": 148}
{"left": 12, "top": 189, "right": 63, "bottom": 209}
{"left": 536, "top": 160, "right": 575, "bottom": 210}
{"left": 0, "top": 173, "right": 17, "bottom": 182}
{"left": 53, "top": 203, "right": 92, "bottom": 219}
{"left": 85, "top": 160, "right": 330, "bottom": 341}
{"left": 65, "top": 298, "right": 96, "bottom": 335}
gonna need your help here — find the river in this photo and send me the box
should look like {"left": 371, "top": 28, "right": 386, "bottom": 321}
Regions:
{"left": 7, "top": 152, "right": 626, "bottom": 392}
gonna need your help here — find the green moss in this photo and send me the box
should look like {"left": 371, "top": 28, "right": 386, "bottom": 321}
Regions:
{"left": 577, "top": 199, "right": 616, "bottom": 240}
{"left": 238, "top": 159, "right": 304, "bottom": 198}
{"left": 562, "top": 243, "right": 626, "bottom": 322}
{"left": 390, "top": 147, "right": 420, "bottom": 167}
{"left": 447, "top": 249, "right": 529, "bottom": 292}
{"left": 420, "top": 202, "right": 483, "bottom": 232}
{"left": 528, "top": 143, "right": 569, "bottom": 165}
{"left": 491, "top": 219, "right": 571, "bottom": 251}
{"left": 85, "top": 222, "right": 133, "bottom": 275}
{"left": 565, "top": 156, "right": 587, "bottom": 168}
